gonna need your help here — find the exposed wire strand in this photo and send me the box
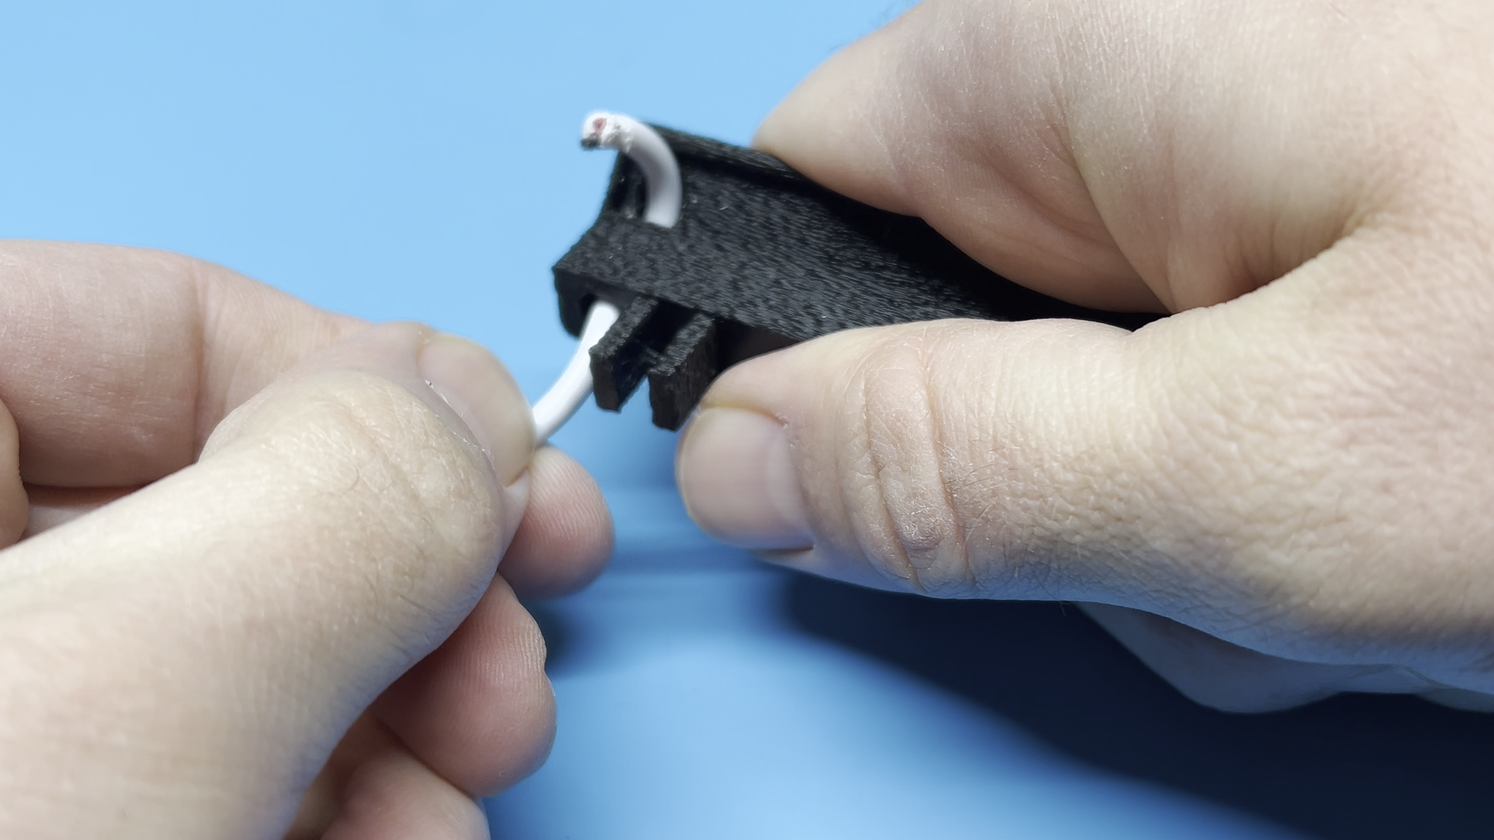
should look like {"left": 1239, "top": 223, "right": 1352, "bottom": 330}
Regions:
{"left": 580, "top": 112, "right": 682, "bottom": 227}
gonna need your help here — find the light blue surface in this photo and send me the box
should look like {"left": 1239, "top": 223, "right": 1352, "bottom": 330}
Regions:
{"left": 6, "top": 3, "right": 1486, "bottom": 839}
{"left": 496, "top": 569, "right": 1297, "bottom": 840}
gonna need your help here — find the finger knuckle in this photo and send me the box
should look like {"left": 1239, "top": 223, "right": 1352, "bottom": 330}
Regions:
{"left": 255, "top": 374, "right": 504, "bottom": 590}
{"left": 834, "top": 329, "right": 977, "bottom": 596}
{"left": 334, "top": 376, "right": 500, "bottom": 545}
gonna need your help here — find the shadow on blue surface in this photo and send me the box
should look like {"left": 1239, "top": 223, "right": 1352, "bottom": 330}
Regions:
{"left": 779, "top": 576, "right": 1494, "bottom": 840}
{"left": 516, "top": 564, "right": 1308, "bottom": 840}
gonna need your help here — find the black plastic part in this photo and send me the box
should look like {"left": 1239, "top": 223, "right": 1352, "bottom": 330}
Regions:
{"left": 553, "top": 126, "right": 1158, "bottom": 431}
{"left": 645, "top": 310, "right": 718, "bottom": 430}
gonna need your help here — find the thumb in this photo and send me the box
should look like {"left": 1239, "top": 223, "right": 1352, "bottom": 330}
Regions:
{"left": 0, "top": 322, "right": 532, "bottom": 837}
{"left": 675, "top": 217, "right": 1480, "bottom": 651}
{"left": 677, "top": 315, "right": 1172, "bottom": 600}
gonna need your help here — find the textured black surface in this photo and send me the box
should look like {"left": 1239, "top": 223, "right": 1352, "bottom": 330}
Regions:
{"left": 554, "top": 126, "right": 1159, "bottom": 430}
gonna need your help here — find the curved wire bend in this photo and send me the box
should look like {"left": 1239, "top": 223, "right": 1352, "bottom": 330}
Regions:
{"left": 529, "top": 112, "right": 682, "bottom": 442}
{"left": 580, "top": 111, "right": 682, "bottom": 227}
{"left": 530, "top": 299, "right": 622, "bottom": 442}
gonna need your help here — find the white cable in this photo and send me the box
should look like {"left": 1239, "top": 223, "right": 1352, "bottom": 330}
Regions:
{"left": 580, "top": 111, "right": 682, "bottom": 227}
{"left": 530, "top": 112, "right": 682, "bottom": 442}
{"left": 531, "top": 298, "right": 622, "bottom": 442}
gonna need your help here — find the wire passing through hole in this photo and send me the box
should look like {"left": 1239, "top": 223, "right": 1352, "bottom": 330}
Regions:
{"left": 529, "top": 112, "right": 683, "bottom": 442}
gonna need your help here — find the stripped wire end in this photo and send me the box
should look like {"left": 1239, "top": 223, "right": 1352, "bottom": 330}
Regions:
{"left": 579, "top": 112, "right": 682, "bottom": 228}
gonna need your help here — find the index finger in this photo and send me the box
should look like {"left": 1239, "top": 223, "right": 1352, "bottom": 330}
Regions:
{"left": 0, "top": 240, "right": 362, "bottom": 487}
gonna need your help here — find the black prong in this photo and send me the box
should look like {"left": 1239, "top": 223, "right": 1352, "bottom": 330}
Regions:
{"left": 590, "top": 296, "right": 659, "bottom": 411}
{"left": 648, "top": 312, "right": 718, "bottom": 431}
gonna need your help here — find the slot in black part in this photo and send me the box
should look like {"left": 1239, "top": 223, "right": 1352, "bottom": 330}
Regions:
{"left": 554, "top": 125, "right": 1161, "bottom": 429}
{"left": 589, "top": 295, "right": 700, "bottom": 413}
{"left": 647, "top": 311, "right": 718, "bottom": 430}
{"left": 589, "top": 296, "right": 656, "bottom": 412}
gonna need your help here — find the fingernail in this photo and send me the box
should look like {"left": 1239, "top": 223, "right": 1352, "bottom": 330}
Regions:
{"left": 418, "top": 333, "right": 534, "bottom": 485}
{"left": 676, "top": 408, "right": 812, "bottom": 550}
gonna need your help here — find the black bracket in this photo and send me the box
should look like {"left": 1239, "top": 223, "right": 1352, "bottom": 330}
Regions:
{"left": 553, "top": 126, "right": 1156, "bottom": 430}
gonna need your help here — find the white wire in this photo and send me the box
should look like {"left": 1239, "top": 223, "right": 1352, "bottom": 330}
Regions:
{"left": 580, "top": 112, "right": 682, "bottom": 227}
{"left": 530, "top": 112, "right": 682, "bottom": 442}
{"left": 531, "top": 299, "right": 622, "bottom": 442}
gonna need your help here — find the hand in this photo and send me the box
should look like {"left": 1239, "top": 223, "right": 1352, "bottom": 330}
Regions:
{"left": 676, "top": 0, "right": 1494, "bottom": 712}
{"left": 0, "top": 242, "right": 612, "bottom": 838}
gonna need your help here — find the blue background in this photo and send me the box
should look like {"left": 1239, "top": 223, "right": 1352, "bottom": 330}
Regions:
{"left": 3, "top": 1, "right": 1491, "bottom": 837}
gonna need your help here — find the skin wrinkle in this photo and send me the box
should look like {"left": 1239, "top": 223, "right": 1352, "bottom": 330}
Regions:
{"left": 374, "top": 716, "right": 470, "bottom": 804}
{"left": 789, "top": 14, "right": 921, "bottom": 218}
{"left": 1073, "top": 2, "right": 1374, "bottom": 310}
{"left": 882, "top": 329, "right": 970, "bottom": 595}
{"left": 895, "top": 24, "right": 965, "bottom": 215}
{"left": 189, "top": 257, "right": 216, "bottom": 461}
{"left": 1073, "top": 33, "right": 1183, "bottom": 305}
{"left": 851, "top": 347, "right": 922, "bottom": 592}
{"left": 975, "top": 136, "right": 1130, "bottom": 286}
{"left": 899, "top": 331, "right": 975, "bottom": 594}
{"left": 867, "top": 346, "right": 929, "bottom": 573}
{"left": 941, "top": 336, "right": 1014, "bottom": 594}
{"left": 190, "top": 259, "right": 363, "bottom": 466}
{"left": 1198, "top": 13, "right": 1297, "bottom": 297}
{"left": 923, "top": 334, "right": 980, "bottom": 595}
{"left": 957, "top": 324, "right": 1137, "bottom": 603}
{"left": 933, "top": 8, "right": 1151, "bottom": 302}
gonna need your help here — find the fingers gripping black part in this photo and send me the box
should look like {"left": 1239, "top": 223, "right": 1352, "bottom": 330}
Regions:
{"left": 553, "top": 125, "right": 1160, "bottom": 431}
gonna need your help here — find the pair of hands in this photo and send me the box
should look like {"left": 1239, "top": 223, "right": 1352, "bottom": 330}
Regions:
{"left": 5, "top": 0, "right": 1493, "bottom": 836}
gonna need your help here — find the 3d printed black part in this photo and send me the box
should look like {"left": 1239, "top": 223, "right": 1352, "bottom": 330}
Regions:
{"left": 553, "top": 126, "right": 1157, "bottom": 431}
